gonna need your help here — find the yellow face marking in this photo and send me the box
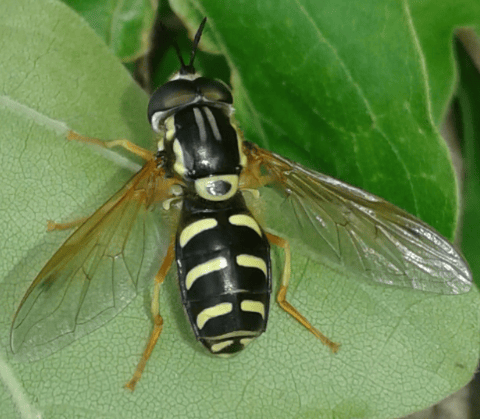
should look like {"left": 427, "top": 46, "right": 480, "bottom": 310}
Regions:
{"left": 236, "top": 255, "right": 267, "bottom": 276}
{"left": 173, "top": 139, "right": 186, "bottom": 176}
{"left": 240, "top": 300, "right": 265, "bottom": 319}
{"left": 197, "top": 302, "right": 233, "bottom": 330}
{"left": 228, "top": 214, "right": 262, "bottom": 237}
{"left": 210, "top": 340, "right": 234, "bottom": 353}
{"left": 186, "top": 257, "right": 228, "bottom": 290}
{"left": 165, "top": 116, "right": 175, "bottom": 141}
{"left": 240, "top": 338, "right": 255, "bottom": 347}
{"left": 180, "top": 218, "right": 218, "bottom": 247}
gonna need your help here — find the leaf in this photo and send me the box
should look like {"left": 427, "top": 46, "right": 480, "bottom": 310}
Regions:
{"left": 410, "top": 0, "right": 480, "bottom": 123}
{"left": 0, "top": 1, "right": 478, "bottom": 419}
{"left": 61, "top": 0, "right": 158, "bottom": 61}
{"left": 456, "top": 35, "right": 480, "bottom": 296}
{"left": 172, "top": 0, "right": 459, "bottom": 239}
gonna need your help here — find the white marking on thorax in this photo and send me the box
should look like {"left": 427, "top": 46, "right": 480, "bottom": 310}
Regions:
{"left": 165, "top": 117, "right": 175, "bottom": 141}
{"left": 237, "top": 135, "right": 247, "bottom": 168}
{"left": 203, "top": 107, "right": 222, "bottom": 141}
{"left": 194, "top": 174, "right": 239, "bottom": 201}
{"left": 172, "top": 139, "right": 186, "bottom": 176}
{"left": 157, "top": 138, "right": 165, "bottom": 152}
{"left": 193, "top": 107, "right": 207, "bottom": 142}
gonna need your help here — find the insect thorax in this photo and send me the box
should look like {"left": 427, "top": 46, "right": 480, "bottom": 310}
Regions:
{"left": 161, "top": 103, "right": 246, "bottom": 202}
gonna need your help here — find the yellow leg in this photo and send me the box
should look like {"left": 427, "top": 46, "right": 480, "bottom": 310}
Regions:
{"left": 67, "top": 130, "right": 154, "bottom": 161}
{"left": 48, "top": 133, "right": 155, "bottom": 232}
{"left": 266, "top": 232, "right": 340, "bottom": 353}
{"left": 239, "top": 156, "right": 275, "bottom": 190}
{"left": 124, "top": 240, "right": 176, "bottom": 391}
{"left": 240, "top": 142, "right": 283, "bottom": 190}
{"left": 46, "top": 217, "right": 89, "bottom": 231}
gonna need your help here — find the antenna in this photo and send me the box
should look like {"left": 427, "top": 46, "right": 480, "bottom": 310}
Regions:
{"left": 174, "top": 17, "right": 207, "bottom": 75}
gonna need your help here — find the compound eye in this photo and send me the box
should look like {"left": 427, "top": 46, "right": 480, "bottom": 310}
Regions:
{"left": 194, "top": 77, "right": 233, "bottom": 104}
{"left": 148, "top": 80, "right": 197, "bottom": 123}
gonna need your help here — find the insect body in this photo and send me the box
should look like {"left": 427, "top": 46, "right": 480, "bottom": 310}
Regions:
{"left": 150, "top": 71, "right": 272, "bottom": 355}
{"left": 11, "top": 19, "right": 472, "bottom": 390}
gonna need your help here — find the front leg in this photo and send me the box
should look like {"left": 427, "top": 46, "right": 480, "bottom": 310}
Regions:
{"left": 67, "top": 130, "right": 154, "bottom": 161}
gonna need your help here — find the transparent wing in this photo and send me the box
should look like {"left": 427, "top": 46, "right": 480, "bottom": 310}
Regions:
{"left": 11, "top": 159, "right": 178, "bottom": 361}
{"left": 243, "top": 142, "right": 472, "bottom": 294}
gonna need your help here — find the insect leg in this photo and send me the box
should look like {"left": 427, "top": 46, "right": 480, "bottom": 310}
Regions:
{"left": 46, "top": 217, "right": 89, "bottom": 231}
{"left": 124, "top": 239, "right": 175, "bottom": 391}
{"left": 67, "top": 130, "right": 154, "bottom": 161}
{"left": 266, "top": 232, "right": 340, "bottom": 353}
{"left": 239, "top": 161, "right": 275, "bottom": 190}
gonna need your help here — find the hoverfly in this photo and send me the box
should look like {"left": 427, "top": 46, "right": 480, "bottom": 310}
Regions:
{"left": 11, "top": 18, "right": 472, "bottom": 391}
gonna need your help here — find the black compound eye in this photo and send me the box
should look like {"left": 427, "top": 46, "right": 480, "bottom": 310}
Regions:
{"left": 148, "top": 80, "right": 197, "bottom": 121}
{"left": 194, "top": 77, "right": 233, "bottom": 104}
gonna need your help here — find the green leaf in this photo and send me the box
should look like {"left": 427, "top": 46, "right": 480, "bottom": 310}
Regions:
{"left": 410, "top": 0, "right": 480, "bottom": 124}
{"left": 61, "top": 0, "right": 158, "bottom": 61}
{"left": 0, "top": 1, "right": 478, "bottom": 419}
{"left": 456, "top": 36, "right": 480, "bottom": 297}
{"left": 172, "top": 0, "right": 459, "bottom": 239}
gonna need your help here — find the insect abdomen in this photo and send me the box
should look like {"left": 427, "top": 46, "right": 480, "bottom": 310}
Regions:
{"left": 175, "top": 193, "right": 271, "bottom": 356}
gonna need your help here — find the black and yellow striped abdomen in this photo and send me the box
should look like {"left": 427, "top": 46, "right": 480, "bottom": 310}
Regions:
{"left": 175, "top": 193, "right": 271, "bottom": 356}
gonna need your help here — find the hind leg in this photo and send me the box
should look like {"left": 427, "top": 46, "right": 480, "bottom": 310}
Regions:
{"left": 124, "top": 240, "right": 176, "bottom": 391}
{"left": 266, "top": 232, "right": 340, "bottom": 353}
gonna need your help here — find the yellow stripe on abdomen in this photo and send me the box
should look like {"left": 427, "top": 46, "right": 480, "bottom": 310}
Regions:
{"left": 236, "top": 255, "right": 267, "bottom": 276}
{"left": 185, "top": 257, "right": 228, "bottom": 290}
{"left": 228, "top": 214, "right": 262, "bottom": 237}
{"left": 240, "top": 300, "right": 265, "bottom": 318}
{"left": 180, "top": 218, "right": 218, "bottom": 247}
{"left": 210, "top": 340, "right": 234, "bottom": 353}
{"left": 197, "top": 302, "right": 233, "bottom": 330}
